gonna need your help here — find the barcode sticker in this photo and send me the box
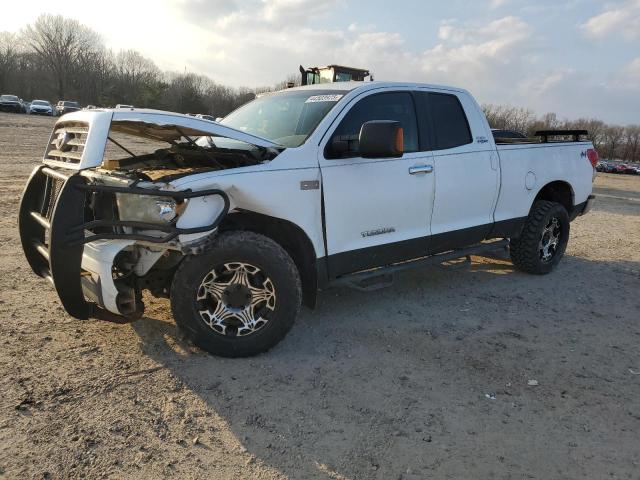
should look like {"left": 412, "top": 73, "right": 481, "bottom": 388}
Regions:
{"left": 305, "top": 94, "right": 343, "bottom": 103}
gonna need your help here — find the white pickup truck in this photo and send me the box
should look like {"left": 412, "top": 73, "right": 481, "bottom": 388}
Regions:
{"left": 19, "top": 81, "right": 597, "bottom": 357}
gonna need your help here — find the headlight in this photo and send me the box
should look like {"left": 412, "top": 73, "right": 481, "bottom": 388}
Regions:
{"left": 116, "top": 194, "right": 183, "bottom": 224}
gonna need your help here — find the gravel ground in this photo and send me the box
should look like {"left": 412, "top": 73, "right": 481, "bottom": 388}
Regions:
{"left": 0, "top": 112, "right": 639, "bottom": 480}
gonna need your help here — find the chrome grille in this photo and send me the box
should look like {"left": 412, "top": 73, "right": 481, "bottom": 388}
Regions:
{"left": 46, "top": 123, "right": 89, "bottom": 164}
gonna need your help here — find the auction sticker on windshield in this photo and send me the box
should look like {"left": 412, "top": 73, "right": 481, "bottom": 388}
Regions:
{"left": 305, "top": 94, "right": 343, "bottom": 103}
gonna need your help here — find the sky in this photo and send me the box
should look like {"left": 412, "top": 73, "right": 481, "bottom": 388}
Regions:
{"left": 2, "top": 0, "right": 639, "bottom": 124}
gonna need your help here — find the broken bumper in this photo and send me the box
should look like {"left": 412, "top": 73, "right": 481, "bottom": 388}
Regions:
{"left": 18, "top": 165, "right": 229, "bottom": 319}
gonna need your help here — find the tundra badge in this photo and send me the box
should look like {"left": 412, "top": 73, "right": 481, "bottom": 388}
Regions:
{"left": 361, "top": 227, "right": 396, "bottom": 238}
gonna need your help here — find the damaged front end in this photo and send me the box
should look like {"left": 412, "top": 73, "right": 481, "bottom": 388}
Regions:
{"left": 18, "top": 109, "right": 281, "bottom": 321}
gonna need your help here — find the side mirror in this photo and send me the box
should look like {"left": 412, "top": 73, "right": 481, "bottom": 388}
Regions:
{"left": 359, "top": 120, "right": 404, "bottom": 158}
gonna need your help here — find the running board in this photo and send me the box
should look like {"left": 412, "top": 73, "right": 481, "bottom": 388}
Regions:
{"left": 335, "top": 239, "right": 509, "bottom": 289}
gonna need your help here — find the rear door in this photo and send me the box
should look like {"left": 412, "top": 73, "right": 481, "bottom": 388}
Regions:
{"left": 416, "top": 90, "right": 500, "bottom": 253}
{"left": 319, "top": 90, "right": 435, "bottom": 277}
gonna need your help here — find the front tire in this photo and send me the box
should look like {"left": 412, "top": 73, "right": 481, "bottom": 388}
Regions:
{"left": 170, "top": 231, "right": 301, "bottom": 357}
{"left": 510, "top": 200, "right": 570, "bottom": 274}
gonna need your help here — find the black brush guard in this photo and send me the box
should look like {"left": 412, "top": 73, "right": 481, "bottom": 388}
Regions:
{"left": 18, "top": 166, "right": 229, "bottom": 319}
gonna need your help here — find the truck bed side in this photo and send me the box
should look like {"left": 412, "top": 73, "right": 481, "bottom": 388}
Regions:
{"left": 493, "top": 141, "right": 594, "bottom": 223}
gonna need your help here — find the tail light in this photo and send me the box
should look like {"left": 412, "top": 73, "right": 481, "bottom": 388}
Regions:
{"left": 587, "top": 149, "right": 599, "bottom": 169}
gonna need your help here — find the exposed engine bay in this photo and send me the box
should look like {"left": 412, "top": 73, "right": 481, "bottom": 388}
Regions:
{"left": 102, "top": 140, "right": 278, "bottom": 182}
{"left": 100, "top": 119, "right": 282, "bottom": 182}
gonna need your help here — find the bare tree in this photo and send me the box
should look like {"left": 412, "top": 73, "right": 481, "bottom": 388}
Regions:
{"left": 0, "top": 32, "right": 20, "bottom": 92}
{"left": 75, "top": 48, "right": 113, "bottom": 105}
{"left": 623, "top": 125, "right": 640, "bottom": 163}
{"left": 22, "top": 14, "right": 101, "bottom": 98}
{"left": 574, "top": 119, "right": 605, "bottom": 152}
{"left": 602, "top": 125, "right": 625, "bottom": 160}
{"left": 482, "top": 104, "right": 535, "bottom": 134}
{"left": 113, "top": 49, "right": 161, "bottom": 106}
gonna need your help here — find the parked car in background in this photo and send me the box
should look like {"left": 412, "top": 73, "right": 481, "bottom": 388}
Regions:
{"left": 56, "top": 101, "right": 81, "bottom": 116}
{"left": 0, "top": 95, "right": 24, "bottom": 113}
{"left": 21, "top": 100, "right": 31, "bottom": 113}
{"left": 596, "top": 161, "right": 615, "bottom": 173}
{"left": 621, "top": 164, "right": 639, "bottom": 175}
{"left": 599, "top": 162, "right": 640, "bottom": 174}
{"left": 115, "top": 104, "right": 134, "bottom": 109}
{"left": 28, "top": 100, "right": 54, "bottom": 116}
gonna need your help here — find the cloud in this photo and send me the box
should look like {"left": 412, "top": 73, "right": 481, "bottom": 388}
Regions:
{"left": 435, "top": 16, "right": 532, "bottom": 50}
{"left": 418, "top": 16, "right": 535, "bottom": 98}
{"left": 515, "top": 60, "right": 640, "bottom": 124}
{"left": 580, "top": 0, "right": 640, "bottom": 41}
{"left": 179, "top": 0, "right": 340, "bottom": 29}
{"left": 166, "top": 2, "right": 637, "bottom": 123}
{"left": 173, "top": 0, "right": 404, "bottom": 85}
{"left": 180, "top": 0, "right": 239, "bottom": 17}
{"left": 5, "top": 0, "right": 638, "bottom": 123}
{"left": 262, "top": 0, "right": 340, "bottom": 25}
{"left": 625, "top": 57, "right": 640, "bottom": 79}
{"left": 614, "top": 57, "right": 640, "bottom": 86}
{"left": 489, "top": 0, "right": 509, "bottom": 9}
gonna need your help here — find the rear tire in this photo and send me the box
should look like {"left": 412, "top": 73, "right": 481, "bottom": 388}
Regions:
{"left": 510, "top": 200, "right": 570, "bottom": 274}
{"left": 170, "top": 231, "right": 301, "bottom": 357}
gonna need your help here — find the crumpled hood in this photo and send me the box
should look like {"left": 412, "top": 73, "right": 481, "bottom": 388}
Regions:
{"left": 110, "top": 109, "right": 280, "bottom": 148}
{"left": 43, "top": 108, "right": 282, "bottom": 170}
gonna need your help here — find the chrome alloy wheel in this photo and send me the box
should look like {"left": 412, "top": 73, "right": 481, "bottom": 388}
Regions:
{"left": 539, "top": 217, "right": 561, "bottom": 262}
{"left": 196, "top": 262, "right": 276, "bottom": 337}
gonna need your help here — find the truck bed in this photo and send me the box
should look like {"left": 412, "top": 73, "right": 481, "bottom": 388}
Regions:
{"left": 494, "top": 140, "right": 594, "bottom": 224}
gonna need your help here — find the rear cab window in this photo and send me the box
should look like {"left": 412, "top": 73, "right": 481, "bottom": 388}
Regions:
{"left": 417, "top": 92, "right": 472, "bottom": 150}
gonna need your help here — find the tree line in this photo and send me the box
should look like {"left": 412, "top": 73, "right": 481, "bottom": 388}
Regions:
{"left": 0, "top": 14, "right": 287, "bottom": 117}
{"left": 1, "top": 14, "right": 637, "bottom": 162}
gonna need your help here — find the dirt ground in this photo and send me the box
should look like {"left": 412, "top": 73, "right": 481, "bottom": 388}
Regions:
{"left": 0, "top": 112, "right": 639, "bottom": 480}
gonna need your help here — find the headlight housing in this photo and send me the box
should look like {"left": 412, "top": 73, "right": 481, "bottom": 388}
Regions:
{"left": 116, "top": 194, "right": 183, "bottom": 224}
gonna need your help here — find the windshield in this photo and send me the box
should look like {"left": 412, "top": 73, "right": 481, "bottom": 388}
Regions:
{"left": 32, "top": 100, "right": 49, "bottom": 106}
{"left": 63, "top": 101, "right": 78, "bottom": 106}
{"left": 1, "top": 95, "right": 19, "bottom": 101}
{"left": 219, "top": 90, "right": 345, "bottom": 148}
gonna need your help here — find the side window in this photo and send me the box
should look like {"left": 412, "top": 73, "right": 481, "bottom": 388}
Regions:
{"left": 428, "top": 93, "right": 472, "bottom": 150}
{"left": 327, "top": 92, "right": 418, "bottom": 158}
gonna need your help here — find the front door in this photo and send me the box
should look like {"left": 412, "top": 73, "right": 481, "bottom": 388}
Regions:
{"left": 319, "top": 90, "right": 435, "bottom": 277}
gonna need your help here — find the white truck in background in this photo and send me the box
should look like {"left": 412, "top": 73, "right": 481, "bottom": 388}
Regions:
{"left": 19, "top": 81, "right": 597, "bottom": 357}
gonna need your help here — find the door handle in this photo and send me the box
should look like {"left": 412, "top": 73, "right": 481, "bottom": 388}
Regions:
{"left": 409, "top": 165, "right": 434, "bottom": 175}
{"left": 490, "top": 153, "right": 498, "bottom": 171}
